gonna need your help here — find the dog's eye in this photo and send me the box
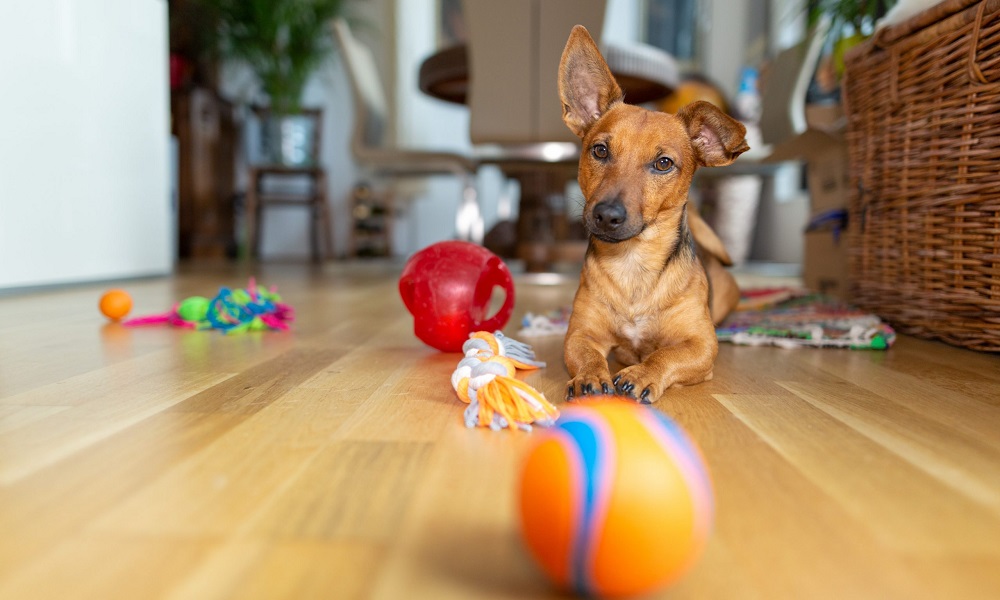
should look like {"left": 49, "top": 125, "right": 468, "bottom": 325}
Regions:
{"left": 592, "top": 144, "right": 609, "bottom": 160}
{"left": 654, "top": 157, "right": 674, "bottom": 172}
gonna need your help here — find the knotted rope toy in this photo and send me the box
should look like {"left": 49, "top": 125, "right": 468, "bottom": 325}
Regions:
{"left": 451, "top": 331, "right": 558, "bottom": 431}
{"left": 123, "top": 278, "right": 293, "bottom": 334}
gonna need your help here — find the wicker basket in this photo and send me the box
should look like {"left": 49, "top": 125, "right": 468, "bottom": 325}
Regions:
{"left": 842, "top": 0, "right": 1000, "bottom": 352}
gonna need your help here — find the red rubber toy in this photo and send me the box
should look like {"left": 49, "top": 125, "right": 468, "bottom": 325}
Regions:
{"left": 399, "top": 241, "right": 515, "bottom": 352}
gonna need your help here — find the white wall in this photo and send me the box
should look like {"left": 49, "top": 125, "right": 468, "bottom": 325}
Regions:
{"left": 0, "top": 0, "right": 172, "bottom": 290}
{"left": 604, "top": 0, "right": 642, "bottom": 43}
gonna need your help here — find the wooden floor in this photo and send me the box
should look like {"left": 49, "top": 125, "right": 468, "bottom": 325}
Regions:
{"left": 1, "top": 260, "right": 999, "bottom": 599}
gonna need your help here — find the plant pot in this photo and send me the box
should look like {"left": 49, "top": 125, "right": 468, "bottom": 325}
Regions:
{"left": 260, "top": 113, "right": 318, "bottom": 167}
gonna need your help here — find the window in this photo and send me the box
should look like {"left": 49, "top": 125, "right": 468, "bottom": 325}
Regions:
{"left": 644, "top": 0, "right": 699, "bottom": 63}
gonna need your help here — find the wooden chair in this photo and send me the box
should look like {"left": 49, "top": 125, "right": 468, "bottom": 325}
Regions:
{"left": 244, "top": 107, "right": 334, "bottom": 262}
{"left": 331, "top": 18, "right": 483, "bottom": 243}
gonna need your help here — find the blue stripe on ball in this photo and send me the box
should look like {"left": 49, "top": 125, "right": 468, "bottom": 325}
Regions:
{"left": 558, "top": 414, "right": 615, "bottom": 595}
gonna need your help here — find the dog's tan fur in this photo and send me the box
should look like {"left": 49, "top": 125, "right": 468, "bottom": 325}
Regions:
{"left": 559, "top": 26, "right": 749, "bottom": 404}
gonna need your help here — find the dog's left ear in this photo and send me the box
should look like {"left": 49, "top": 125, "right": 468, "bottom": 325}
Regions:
{"left": 677, "top": 101, "right": 750, "bottom": 167}
{"left": 558, "top": 25, "right": 624, "bottom": 138}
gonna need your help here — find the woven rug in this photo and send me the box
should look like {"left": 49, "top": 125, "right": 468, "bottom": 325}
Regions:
{"left": 717, "top": 288, "right": 896, "bottom": 350}
{"left": 519, "top": 288, "right": 895, "bottom": 351}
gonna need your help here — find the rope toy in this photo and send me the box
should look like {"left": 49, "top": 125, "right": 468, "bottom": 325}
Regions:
{"left": 451, "top": 331, "right": 559, "bottom": 431}
{"left": 122, "top": 278, "right": 293, "bottom": 334}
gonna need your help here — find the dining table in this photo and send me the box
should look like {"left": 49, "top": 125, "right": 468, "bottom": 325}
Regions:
{"left": 418, "top": 44, "right": 678, "bottom": 107}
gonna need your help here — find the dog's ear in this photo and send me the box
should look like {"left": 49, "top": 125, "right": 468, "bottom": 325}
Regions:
{"left": 677, "top": 101, "right": 750, "bottom": 167}
{"left": 558, "top": 25, "right": 623, "bottom": 138}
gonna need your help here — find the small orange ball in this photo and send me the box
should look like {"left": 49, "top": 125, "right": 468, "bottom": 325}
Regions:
{"left": 99, "top": 289, "right": 133, "bottom": 321}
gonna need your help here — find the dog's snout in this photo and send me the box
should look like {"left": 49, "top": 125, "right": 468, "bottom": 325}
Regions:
{"left": 593, "top": 200, "right": 626, "bottom": 229}
{"left": 587, "top": 198, "right": 639, "bottom": 242}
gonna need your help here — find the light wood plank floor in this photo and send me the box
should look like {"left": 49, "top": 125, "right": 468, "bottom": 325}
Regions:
{"left": 1, "top": 261, "right": 998, "bottom": 599}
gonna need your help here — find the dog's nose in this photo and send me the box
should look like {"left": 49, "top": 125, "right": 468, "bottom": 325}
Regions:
{"left": 592, "top": 200, "right": 626, "bottom": 230}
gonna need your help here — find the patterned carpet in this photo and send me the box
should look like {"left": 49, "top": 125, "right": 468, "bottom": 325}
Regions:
{"left": 716, "top": 288, "right": 896, "bottom": 350}
{"left": 519, "top": 288, "right": 896, "bottom": 351}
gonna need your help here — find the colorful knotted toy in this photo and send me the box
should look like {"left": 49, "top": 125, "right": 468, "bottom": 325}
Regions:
{"left": 451, "top": 331, "right": 558, "bottom": 431}
{"left": 123, "top": 278, "right": 293, "bottom": 334}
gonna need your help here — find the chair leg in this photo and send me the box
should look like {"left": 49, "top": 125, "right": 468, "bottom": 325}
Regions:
{"left": 309, "top": 200, "right": 319, "bottom": 263}
{"left": 254, "top": 200, "right": 264, "bottom": 259}
{"left": 317, "top": 170, "right": 333, "bottom": 261}
{"left": 382, "top": 189, "right": 395, "bottom": 257}
{"left": 246, "top": 168, "right": 260, "bottom": 259}
{"left": 319, "top": 200, "right": 334, "bottom": 261}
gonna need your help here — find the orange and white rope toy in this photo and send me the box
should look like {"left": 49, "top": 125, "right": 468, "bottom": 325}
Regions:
{"left": 451, "top": 331, "right": 559, "bottom": 431}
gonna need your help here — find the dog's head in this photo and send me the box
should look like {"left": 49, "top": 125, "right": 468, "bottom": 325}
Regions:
{"left": 558, "top": 26, "right": 749, "bottom": 243}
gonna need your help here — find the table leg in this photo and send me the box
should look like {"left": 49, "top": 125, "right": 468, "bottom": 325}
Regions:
{"left": 503, "top": 166, "right": 583, "bottom": 272}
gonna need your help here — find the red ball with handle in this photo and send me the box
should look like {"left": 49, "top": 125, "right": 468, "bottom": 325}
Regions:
{"left": 399, "top": 241, "right": 515, "bottom": 352}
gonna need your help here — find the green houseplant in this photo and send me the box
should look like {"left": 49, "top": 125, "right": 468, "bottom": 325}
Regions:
{"left": 809, "top": 0, "right": 898, "bottom": 74}
{"left": 198, "top": 0, "right": 349, "bottom": 165}
{"left": 200, "top": 0, "right": 347, "bottom": 114}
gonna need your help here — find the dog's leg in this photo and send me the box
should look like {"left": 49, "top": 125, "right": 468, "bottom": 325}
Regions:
{"left": 564, "top": 334, "right": 616, "bottom": 399}
{"left": 613, "top": 337, "right": 718, "bottom": 403}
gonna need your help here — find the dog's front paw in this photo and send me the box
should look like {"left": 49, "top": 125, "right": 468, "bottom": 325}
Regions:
{"left": 613, "top": 367, "right": 660, "bottom": 404}
{"left": 566, "top": 375, "right": 616, "bottom": 401}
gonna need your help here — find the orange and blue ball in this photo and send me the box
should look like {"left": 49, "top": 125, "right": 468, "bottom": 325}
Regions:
{"left": 518, "top": 399, "right": 714, "bottom": 598}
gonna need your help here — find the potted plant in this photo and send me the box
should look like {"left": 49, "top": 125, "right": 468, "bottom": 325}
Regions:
{"left": 198, "top": 0, "right": 349, "bottom": 165}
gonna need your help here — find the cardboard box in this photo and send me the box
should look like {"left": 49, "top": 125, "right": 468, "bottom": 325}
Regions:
{"left": 767, "top": 126, "right": 849, "bottom": 216}
{"left": 804, "top": 133, "right": 849, "bottom": 215}
{"left": 803, "top": 229, "right": 849, "bottom": 300}
{"left": 765, "top": 102, "right": 852, "bottom": 296}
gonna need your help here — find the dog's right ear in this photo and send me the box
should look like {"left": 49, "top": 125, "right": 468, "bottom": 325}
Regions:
{"left": 558, "top": 25, "right": 623, "bottom": 138}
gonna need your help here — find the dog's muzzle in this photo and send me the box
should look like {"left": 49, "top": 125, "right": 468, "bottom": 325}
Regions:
{"left": 587, "top": 199, "right": 640, "bottom": 242}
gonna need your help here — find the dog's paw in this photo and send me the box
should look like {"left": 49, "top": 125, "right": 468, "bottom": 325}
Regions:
{"left": 566, "top": 375, "right": 615, "bottom": 401}
{"left": 613, "top": 367, "right": 660, "bottom": 404}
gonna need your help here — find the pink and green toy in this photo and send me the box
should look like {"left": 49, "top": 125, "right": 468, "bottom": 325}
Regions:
{"left": 123, "top": 278, "right": 293, "bottom": 334}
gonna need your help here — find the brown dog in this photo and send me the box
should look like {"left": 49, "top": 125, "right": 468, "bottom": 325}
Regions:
{"left": 559, "top": 26, "right": 749, "bottom": 404}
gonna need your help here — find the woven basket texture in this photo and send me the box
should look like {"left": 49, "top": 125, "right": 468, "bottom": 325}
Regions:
{"left": 843, "top": 0, "right": 1000, "bottom": 352}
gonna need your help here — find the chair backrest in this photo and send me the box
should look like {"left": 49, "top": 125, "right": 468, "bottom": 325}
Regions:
{"left": 462, "top": 0, "right": 607, "bottom": 145}
{"left": 331, "top": 18, "right": 389, "bottom": 156}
